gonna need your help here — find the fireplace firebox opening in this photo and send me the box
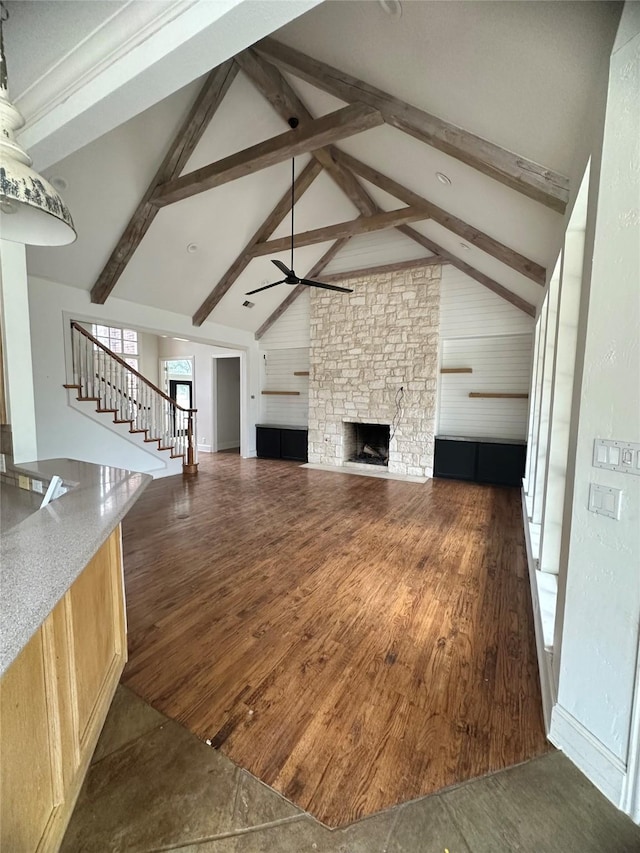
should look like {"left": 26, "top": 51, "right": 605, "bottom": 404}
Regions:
{"left": 344, "top": 422, "right": 390, "bottom": 466}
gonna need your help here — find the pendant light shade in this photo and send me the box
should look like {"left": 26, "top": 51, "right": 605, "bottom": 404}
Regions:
{"left": 0, "top": 7, "right": 76, "bottom": 246}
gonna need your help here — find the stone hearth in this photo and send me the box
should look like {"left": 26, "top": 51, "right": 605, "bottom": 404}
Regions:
{"left": 308, "top": 265, "right": 441, "bottom": 478}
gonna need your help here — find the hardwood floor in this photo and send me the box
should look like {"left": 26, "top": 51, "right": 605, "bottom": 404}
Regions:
{"left": 122, "top": 453, "right": 549, "bottom": 827}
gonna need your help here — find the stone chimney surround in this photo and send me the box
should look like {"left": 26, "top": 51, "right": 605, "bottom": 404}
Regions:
{"left": 307, "top": 265, "right": 441, "bottom": 478}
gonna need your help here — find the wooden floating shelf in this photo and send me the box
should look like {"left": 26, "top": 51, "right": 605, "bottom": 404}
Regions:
{"left": 293, "top": 371, "right": 310, "bottom": 376}
{"left": 440, "top": 367, "right": 473, "bottom": 374}
{"left": 261, "top": 390, "right": 301, "bottom": 396}
{"left": 469, "top": 392, "right": 529, "bottom": 399}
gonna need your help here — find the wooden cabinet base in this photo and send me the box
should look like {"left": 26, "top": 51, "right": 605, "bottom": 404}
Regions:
{"left": 0, "top": 527, "right": 126, "bottom": 852}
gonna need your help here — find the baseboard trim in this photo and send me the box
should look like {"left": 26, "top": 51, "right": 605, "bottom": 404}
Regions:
{"left": 550, "top": 704, "right": 627, "bottom": 806}
{"left": 217, "top": 440, "right": 240, "bottom": 451}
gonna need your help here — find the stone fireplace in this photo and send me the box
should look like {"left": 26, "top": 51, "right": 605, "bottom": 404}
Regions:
{"left": 307, "top": 265, "right": 441, "bottom": 478}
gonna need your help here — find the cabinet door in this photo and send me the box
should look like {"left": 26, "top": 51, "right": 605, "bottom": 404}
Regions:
{"left": 476, "top": 443, "right": 527, "bottom": 486}
{"left": 0, "top": 625, "right": 60, "bottom": 853}
{"left": 0, "top": 527, "right": 126, "bottom": 853}
{"left": 433, "top": 439, "right": 477, "bottom": 481}
{"left": 68, "top": 530, "right": 125, "bottom": 749}
{"left": 280, "top": 429, "right": 308, "bottom": 462}
{"left": 256, "top": 427, "right": 281, "bottom": 459}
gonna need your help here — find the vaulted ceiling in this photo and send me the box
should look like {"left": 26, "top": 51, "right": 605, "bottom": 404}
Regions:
{"left": 21, "top": 1, "right": 621, "bottom": 336}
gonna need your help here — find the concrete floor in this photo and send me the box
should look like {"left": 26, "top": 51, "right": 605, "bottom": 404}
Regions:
{"left": 62, "top": 685, "right": 640, "bottom": 853}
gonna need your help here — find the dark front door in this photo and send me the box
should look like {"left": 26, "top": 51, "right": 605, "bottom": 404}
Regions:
{"left": 169, "top": 380, "right": 193, "bottom": 434}
{"left": 169, "top": 379, "right": 193, "bottom": 410}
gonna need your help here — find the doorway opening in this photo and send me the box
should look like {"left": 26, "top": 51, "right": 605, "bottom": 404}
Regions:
{"left": 213, "top": 356, "right": 241, "bottom": 453}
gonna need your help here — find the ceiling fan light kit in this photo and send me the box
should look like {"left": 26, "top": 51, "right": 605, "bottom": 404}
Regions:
{"left": 247, "top": 131, "right": 353, "bottom": 297}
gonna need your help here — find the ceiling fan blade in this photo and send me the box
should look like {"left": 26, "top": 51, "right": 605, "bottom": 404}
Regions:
{"left": 301, "top": 278, "right": 354, "bottom": 294}
{"left": 246, "top": 279, "right": 287, "bottom": 295}
{"left": 271, "top": 259, "right": 292, "bottom": 276}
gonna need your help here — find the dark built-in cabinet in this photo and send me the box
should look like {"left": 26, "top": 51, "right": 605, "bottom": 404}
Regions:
{"left": 434, "top": 436, "right": 526, "bottom": 487}
{"left": 256, "top": 425, "right": 308, "bottom": 463}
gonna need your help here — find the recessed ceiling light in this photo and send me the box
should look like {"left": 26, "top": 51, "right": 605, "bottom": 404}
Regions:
{"left": 379, "top": 0, "right": 402, "bottom": 19}
{"left": 50, "top": 176, "right": 68, "bottom": 191}
{"left": 186, "top": 243, "right": 198, "bottom": 253}
{"left": 436, "top": 172, "right": 452, "bottom": 186}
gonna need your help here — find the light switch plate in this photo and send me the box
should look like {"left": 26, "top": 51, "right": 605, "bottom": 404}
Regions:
{"left": 588, "top": 482, "right": 622, "bottom": 519}
{"left": 593, "top": 439, "right": 640, "bottom": 476}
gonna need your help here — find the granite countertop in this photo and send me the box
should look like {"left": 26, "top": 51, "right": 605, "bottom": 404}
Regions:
{"left": 0, "top": 458, "right": 151, "bottom": 676}
{"left": 436, "top": 434, "right": 527, "bottom": 446}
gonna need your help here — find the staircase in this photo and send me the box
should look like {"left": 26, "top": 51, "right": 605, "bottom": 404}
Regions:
{"left": 64, "top": 321, "right": 198, "bottom": 476}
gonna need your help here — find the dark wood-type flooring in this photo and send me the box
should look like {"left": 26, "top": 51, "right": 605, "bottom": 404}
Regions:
{"left": 122, "top": 454, "right": 549, "bottom": 827}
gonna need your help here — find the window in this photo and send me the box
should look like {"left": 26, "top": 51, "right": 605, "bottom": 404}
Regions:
{"left": 92, "top": 325, "right": 139, "bottom": 371}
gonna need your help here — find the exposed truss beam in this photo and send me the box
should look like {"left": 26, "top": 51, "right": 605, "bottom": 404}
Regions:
{"left": 254, "top": 38, "right": 569, "bottom": 214}
{"left": 90, "top": 59, "right": 238, "bottom": 305}
{"left": 192, "top": 159, "right": 322, "bottom": 327}
{"left": 331, "top": 149, "right": 546, "bottom": 286}
{"left": 255, "top": 239, "right": 349, "bottom": 340}
{"left": 235, "top": 50, "right": 379, "bottom": 218}
{"left": 153, "top": 103, "right": 383, "bottom": 207}
{"left": 252, "top": 208, "right": 427, "bottom": 257}
{"left": 319, "top": 256, "right": 446, "bottom": 284}
{"left": 396, "top": 225, "right": 535, "bottom": 316}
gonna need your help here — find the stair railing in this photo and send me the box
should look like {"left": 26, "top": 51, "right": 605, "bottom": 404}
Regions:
{"left": 69, "top": 321, "right": 198, "bottom": 473}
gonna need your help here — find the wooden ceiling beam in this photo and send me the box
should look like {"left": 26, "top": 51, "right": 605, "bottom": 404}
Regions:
{"left": 252, "top": 207, "right": 428, "bottom": 257}
{"left": 254, "top": 38, "right": 569, "bottom": 214}
{"left": 255, "top": 239, "right": 349, "bottom": 340}
{"left": 319, "top": 256, "right": 446, "bottom": 284}
{"left": 152, "top": 103, "right": 383, "bottom": 207}
{"left": 90, "top": 59, "right": 238, "bottom": 304}
{"left": 235, "top": 49, "right": 378, "bottom": 218}
{"left": 331, "top": 149, "right": 546, "bottom": 286}
{"left": 192, "top": 158, "right": 323, "bottom": 327}
{"left": 396, "top": 225, "right": 535, "bottom": 316}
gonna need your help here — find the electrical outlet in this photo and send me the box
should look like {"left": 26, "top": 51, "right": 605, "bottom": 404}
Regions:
{"left": 31, "top": 479, "right": 44, "bottom": 494}
{"left": 18, "top": 475, "right": 30, "bottom": 490}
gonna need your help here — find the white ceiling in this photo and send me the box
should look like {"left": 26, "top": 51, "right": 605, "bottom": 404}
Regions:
{"left": 21, "top": 0, "right": 622, "bottom": 335}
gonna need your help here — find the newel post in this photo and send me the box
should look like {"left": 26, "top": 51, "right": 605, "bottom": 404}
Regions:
{"left": 183, "top": 409, "right": 198, "bottom": 475}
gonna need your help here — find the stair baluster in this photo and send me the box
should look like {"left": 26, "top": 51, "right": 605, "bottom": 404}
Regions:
{"left": 66, "top": 321, "right": 198, "bottom": 475}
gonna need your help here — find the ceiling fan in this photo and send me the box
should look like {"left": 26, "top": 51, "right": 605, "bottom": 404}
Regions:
{"left": 246, "top": 121, "right": 353, "bottom": 297}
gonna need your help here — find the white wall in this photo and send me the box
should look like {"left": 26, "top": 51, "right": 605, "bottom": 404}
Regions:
{"left": 258, "top": 290, "right": 310, "bottom": 427}
{"left": 27, "top": 276, "right": 259, "bottom": 472}
{"left": 552, "top": 8, "right": 640, "bottom": 795}
{"left": 138, "top": 331, "right": 159, "bottom": 388}
{"left": 216, "top": 357, "right": 241, "bottom": 450}
{"left": 0, "top": 242, "right": 38, "bottom": 462}
{"left": 158, "top": 337, "right": 239, "bottom": 454}
{"left": 259, "top": 347, "right": 310, "bottom": 427}
{"left": 438, "top": 267, "right": 534, "bottom": 440}
{"left": 258, "top": 290, "right": 310, "bottom": 350}
{"left": 439, "top": 335, "right": 532, "bottom": 440}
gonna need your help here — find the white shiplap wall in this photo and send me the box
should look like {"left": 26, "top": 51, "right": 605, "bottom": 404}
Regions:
{"left": 440, "top": 267, "right": 534, "bottom": 338}
{"left": 438, "top": 267, "right": 534, "bottom": 440}
{"left": 259, "top": 347, "right": 309, "bottom": 426}
{"left": 439, "top": 335, "right": 532, "bottom": 439}
{"left": 258, "top": 291, "right": 310, "bottom": 426}
{"left": 258, "top": 290, "right": 310, "bottom": 349}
